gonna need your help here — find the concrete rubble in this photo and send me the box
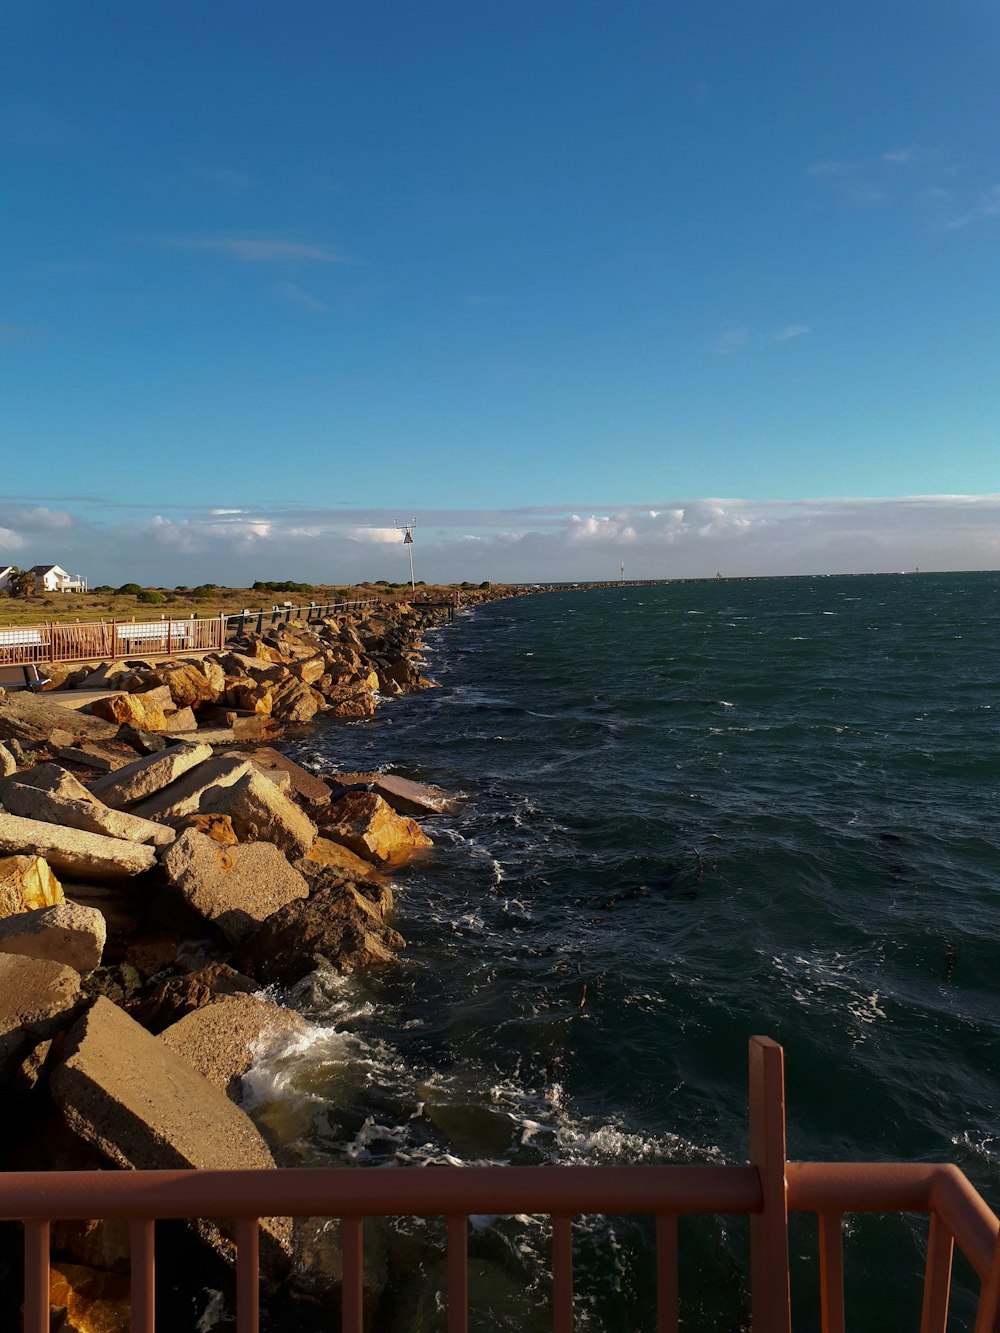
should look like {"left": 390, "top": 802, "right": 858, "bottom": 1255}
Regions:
{"left": 0, "top": 901, "right": 106, "bottom": 973}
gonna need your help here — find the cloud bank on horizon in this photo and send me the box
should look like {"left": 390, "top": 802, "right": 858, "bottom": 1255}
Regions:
{"left": 1, "top": 494, "right": 997, "bottom": 587}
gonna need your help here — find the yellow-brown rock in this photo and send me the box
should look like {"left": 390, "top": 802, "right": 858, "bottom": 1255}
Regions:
{"left": 226, "top": 680, "right": 274, "bottom": 715}
{"left": 0, "top": 854, "right": 64, "bottom": 916}
{"left": 90, "top": 692, "right": 169, "bottom": 732}
{"left": 305, "top": 835, "right": 388, "bottom": 883}
{"left": 49, "top": 1261, "right": 131, "bottom": 1333}
{"left": 176, "top": 812, "right": 240, "bottom": 846}
{"left": 147, "top": 661, "right": 222, "bottom": 708}
{"left": 322, "top": 792, "right": 432, "bottom": 867}
{"left": 290, "top": 655, "right": 326, "bottom": 685}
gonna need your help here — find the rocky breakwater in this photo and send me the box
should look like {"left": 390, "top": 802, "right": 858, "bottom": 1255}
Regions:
{"left": 0, "top": 600, "right": 460, "bottom": 1329}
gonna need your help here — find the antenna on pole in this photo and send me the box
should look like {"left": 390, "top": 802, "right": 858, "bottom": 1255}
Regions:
{"left": 395, "top": 518, "right": 417, "bottom": 594}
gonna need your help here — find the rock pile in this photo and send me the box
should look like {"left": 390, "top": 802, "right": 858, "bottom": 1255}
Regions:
{"left": 0, "top": 598, "right": 476, "bottom": 1328}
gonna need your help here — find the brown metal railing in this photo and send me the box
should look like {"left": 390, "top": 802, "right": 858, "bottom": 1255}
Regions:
{"left": 2, "top": 1038, "right": 998, "bottom": 1331}
{"left": 0, "top": 599, "right": 385, "bottom": 669}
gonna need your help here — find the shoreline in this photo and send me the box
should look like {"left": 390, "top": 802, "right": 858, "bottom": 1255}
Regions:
{"left": 0, "top": 583, "right": 533, "bottom": 1328}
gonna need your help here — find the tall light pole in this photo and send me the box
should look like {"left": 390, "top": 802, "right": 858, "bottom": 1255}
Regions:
{"left": 396, "top": 519, "right": 416, "bottom": 594}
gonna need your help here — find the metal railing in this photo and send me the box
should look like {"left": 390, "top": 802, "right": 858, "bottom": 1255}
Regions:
{"left": 223, "top": 598, "right": 380, "bottom": 639}
{"left": 0, "top": 601, "right": 383, "bottom": 668}
{"left": 3, "top": 1037, "right": 999, "bottom": 1332}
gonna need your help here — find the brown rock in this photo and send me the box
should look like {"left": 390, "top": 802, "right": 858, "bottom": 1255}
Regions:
{"left": 161, "top": 705, "right": 198, "bottom": 733}
{"left": 199, "top": 769, "right": 318, "bottom": 858}
{"left": 322, "top": 791, "right": 432, "bottom": 866}
{"left": 247, "top": 747, "right": 331, "bottom": 807}
{"left": 50, "top": 997, "right": 290, "bottom": 1268}
{"left": 0, "top": 901, "right": 106, "bottom": 973}
{"left": 0, "top": 690, "right": 119, "bottom": 746}
{"left": 0, "top": 814, "right": 157, "bottom": 881}
{"left": 161, "top": 828, "right": 309, "bottom": 943}
{"left": 0, "top": 853, "right": 64, "bottom": 915}
{"left": 371, "top": 772, "right": 455, "bottom": 817}
{"left": 269, "top": 676, "right": 322, "bottom": 723}
{"left": 0, "top": 763, "right": 175, "bottom": 846}
{"left": 127, "top": 754, "right": 252, "bottom": 822}
{"left": 240, "top": 882, "right": 400, "bottom": 986}
{"left": 144, "top": 661, "right": 223, "bottom": 708}
{"left": 87, "top": 741, "right": 212, "bottom": 809}
{"left": 304, "top": 836, "right": 387, "bottom": 884}
{"left": 89, "top": 691, "right": 171, "bottom": 732}
{"left": 160, "top": 993, "right": 308, "bottom": 1099}
{"left": 176, "top": 812, "right": 239, "bottom": 845}
{"left": 0, "top": 952, "right": 83, "bottom": 1073}
{"left": 128, "top": 961, "right": 256, "bottom": 1034}
{"left": 50, "top": 1262, "right": 131, "bottom": 1333}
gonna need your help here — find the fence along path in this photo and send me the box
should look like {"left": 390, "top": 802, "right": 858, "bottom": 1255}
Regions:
{"left": 0, "top": 598, "right": 381, "bottom": 669}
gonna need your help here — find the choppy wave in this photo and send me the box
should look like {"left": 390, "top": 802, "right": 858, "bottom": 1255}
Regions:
{"left": 268, "top": 572, "right": 1000, "bottom": 1329}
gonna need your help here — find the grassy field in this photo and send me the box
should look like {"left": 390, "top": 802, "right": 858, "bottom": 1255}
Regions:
{"left": 0, "top": 581, "right": 487, "bottom": 626}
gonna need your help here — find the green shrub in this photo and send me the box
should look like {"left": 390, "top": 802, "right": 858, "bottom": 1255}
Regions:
{"left": 479, "top": 581, "right": 492, "bottom": 590}
{"left": 117, "top": 582, "right": 143, "bottom": 596}
{"left": 136, "top": 589, "right": 163, "bottom": 604}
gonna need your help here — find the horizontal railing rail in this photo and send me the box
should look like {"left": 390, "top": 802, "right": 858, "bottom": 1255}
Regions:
{"left": 3, "top": 1038, "right": 998, "bottom": 1333}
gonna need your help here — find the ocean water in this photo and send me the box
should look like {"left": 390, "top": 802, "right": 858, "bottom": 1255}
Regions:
{"left": 257, "top": 572, "right": 1000, "bottom": 1330}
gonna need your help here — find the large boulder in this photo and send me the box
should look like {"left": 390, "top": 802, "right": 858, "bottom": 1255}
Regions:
{"left": 50, "top": 997, "right": 291, "bottom": 1267}
{"left": 0, "top": 952, "right": 83, "bottom": 1074}
{"left": 89, "top": 690, "right": 172, "bottom": 733}
{"left": 268, "top": 677, "right": 323, "bottom": 723}
{"left": 371, "top": 773, "right": 455, "bottom": 818}
{"left": 87, "top": 741, "right": 212, "bottom": 809}
{"left": 322, "top": 791, "right": 432, "bottom": 866}
{"left": 161, "top": 829, "right": 309, "bottom": 943}
{"left": 240, "top": 882, "right": 402, "bottom": 986}
{"left": 160, "top": 993, "right": 307, "bottom": 1100}
{"left": 0, "top": 691, "right": 119, "bottom": 747}
{"left": 0, "top": 764, "right": 174, "bottom": 846}
{"left": 200, "top": 769, "right": 318, "bottom": 859}
{"left": 128, "top": 755, "right": 253, "bottom": 823}
{"left": 303, "top": 836, "right": 388, "bottom": 884}
{"left": 0, "top": 902, "right": 105, "bottom": 973}
{"left": 0, "top": 813, "right": 157, "bottom": 881}
{"left": 141, "top": 661, "right": 224, "bottom": 708}
{"left": 0, "top": 853, "right": 64, "bottom": 915}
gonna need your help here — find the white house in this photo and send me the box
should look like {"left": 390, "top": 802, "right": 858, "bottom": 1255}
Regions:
{"left": 30, "top": 565, "right": 88, "bottom": 593}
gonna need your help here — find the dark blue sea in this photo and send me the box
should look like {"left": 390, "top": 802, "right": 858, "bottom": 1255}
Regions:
{"left": 253, "top": 572, "right": 1000, "bottom": 1330}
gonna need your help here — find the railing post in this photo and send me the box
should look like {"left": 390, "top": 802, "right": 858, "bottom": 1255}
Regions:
{"left": 130, "top": 1218, "right": 156, "bottom": 1333}
{"left": 974, "top": 1226, "right": 1000, "bottom": 1332}
{"left": 23, "top": 1219, "right": 49, "bottom": 1333}
{"left": 749, "top": 1035, "right": 791, "bottom": 1332}
{"left": 921, "top": 1212, "right": 954, "bottom": 1333}
{"left": 818, "top": 1214, "right": 845, "bottom": 1333}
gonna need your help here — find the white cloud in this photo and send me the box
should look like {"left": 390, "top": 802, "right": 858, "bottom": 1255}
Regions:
{"left": 12, "top": 494, "right": 1000, "bottom": 587}
{"left": 713, "top": 326, "right": 750, "bottom": 354}
{"left": 772, "top": 324, "right": 810, "bottom": 342}
{"left": 945, "top": 185, "right": 1000, "bottom": 230}
{"left": 156, "top": 235, "right": 344, "bottom": 264}
{"left": 272, "top": 281, "right": 327, "bottom": 311}
{"left": 346, "top": 527, "right": 405, "bottom": 545}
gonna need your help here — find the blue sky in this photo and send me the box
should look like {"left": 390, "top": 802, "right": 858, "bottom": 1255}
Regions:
{"left": 2, "top": 1, "right": 999, "bottom": 584}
